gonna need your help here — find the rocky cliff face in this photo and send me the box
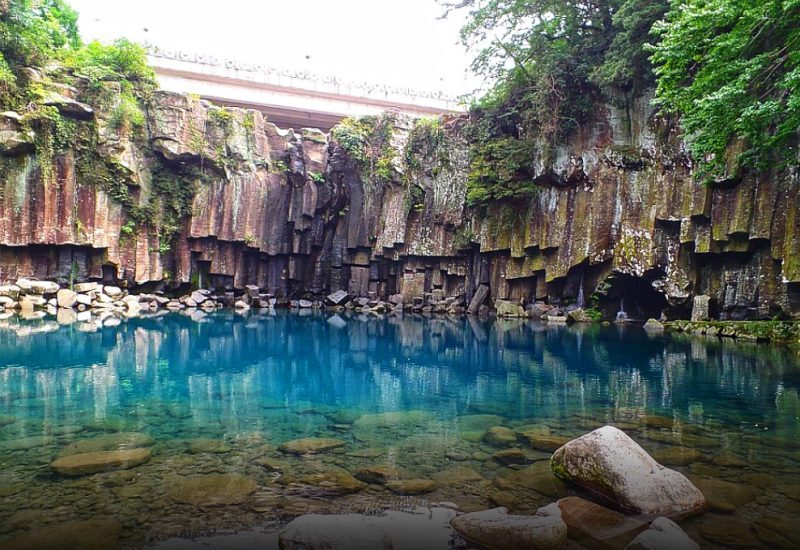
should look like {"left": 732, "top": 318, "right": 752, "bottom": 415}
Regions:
{"left": 0, "top": 86, "right": 798, "bottom": 320}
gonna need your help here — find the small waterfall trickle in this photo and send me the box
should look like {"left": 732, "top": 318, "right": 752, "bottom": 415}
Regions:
{"left": 576, "top": 273, "right": 586, "bottom": 309}
{"left": 615, "top": 298, "right": 629, "bottom": 322}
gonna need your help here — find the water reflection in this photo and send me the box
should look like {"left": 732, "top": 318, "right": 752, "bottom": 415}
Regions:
{"left": 1, "top": 312, "right": 798, "bottom": 442}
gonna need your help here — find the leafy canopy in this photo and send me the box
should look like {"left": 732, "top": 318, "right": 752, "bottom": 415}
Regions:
{"left": 650, "top": 0, "right": 800, "bottom": 178}
{"left": 1, "top": 0, "right": 154, "bottom": 109}
{"left": 0, "top": 0, "right": 79, "bottom": 93}
{"left": 444, "top": 0, "right": 668, "bottom": 204}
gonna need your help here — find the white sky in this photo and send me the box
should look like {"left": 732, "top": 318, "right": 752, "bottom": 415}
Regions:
{"left": 68, "top": 0, "right": 482, "bottom": 97}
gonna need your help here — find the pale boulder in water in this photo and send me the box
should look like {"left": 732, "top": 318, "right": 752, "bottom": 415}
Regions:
{"left": 551, "top": 426, "right": 706, "bottom": 517}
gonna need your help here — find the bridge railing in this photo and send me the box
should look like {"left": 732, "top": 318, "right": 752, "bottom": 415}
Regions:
{"left": 146, "top": 44, "right": 464, "bottom": 112}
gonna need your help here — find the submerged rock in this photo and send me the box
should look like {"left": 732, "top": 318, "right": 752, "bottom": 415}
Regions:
{"left": 625, "top": 517, "right": 700, "bottom": 550}
{"left": 279, "top": 437, "right": 346, "bottom": 454}
{"left": 551, "top": 426, "right": 706, "bottom": 517}
{"left": 51, "top": 448, "right": 151, "bottom": 476}
{"left": 58, "top": 432, "right": 154, "bottom": 456}
{"left": 649, "top": 446, "right": 704, "bottom": 466}
{"left": 299, "top": 467, "right": 367, "bottom": 494}
{"left": 167, "top": 473, "right": 257, "bottom": 506}
{"left": 188, "top": 438, "right": 232, "bottom": 454}
{"left": 483, "top": 426, "right": 517, "bottom": 447}
{"left": 385, "top": 478, "right": 438, "bottom": 495}
{"left": 279, "top": 508, "right": 456, "bottom": 550}
{"left": 3, "top": 518, "right": 121, "bottom": 550}
{"left": 432, "top": 466, "right": 485, "bottom": 485}
{"left": 693, "top": 478, "right": 759, "bottom": 513}
{"left": 556, "top": 496, "right": 648, "bottom": 549}
{"left": 450, "top": 505, "right": 567, "bottom": 550}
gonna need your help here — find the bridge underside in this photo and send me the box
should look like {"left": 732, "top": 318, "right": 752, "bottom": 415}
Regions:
{"left": 149, "top": 56, "right": 461, "bottom": 133}
{"left": 204, "top": 96, "right": 344, "bottom": 132}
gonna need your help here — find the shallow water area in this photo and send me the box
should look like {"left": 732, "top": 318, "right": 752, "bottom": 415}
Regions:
{"left": 1, "top": 310, "right": 799, "bottom": 548}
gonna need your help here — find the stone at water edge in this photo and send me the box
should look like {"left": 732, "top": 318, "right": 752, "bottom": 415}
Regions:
{"left": 643, "top": 319, "right": 665, "bottom": 332}
{"left": 625, "top": 517, "right": 700, "bottom": 550}
{"left": 326, "top": 289, "right": 351, "bottom": 306}
{"left": 450, "top": 505, "right": 567, "bottom": 550}
{"left": 495, "top": 300, "right": 524, "bottom": 317}
{"left": 551, "top": 425, "right": 706, "bottom": 517}
{"left": 691, "top": 295, "right": 710, "bottom": 321}
{"left": 56, "top": 288, "right": 77, "bottom": 308}
{"left": 467, "top": 284, "right": 490, "bottom": 315}
{"left": 74, "top": 281, "right": 98, "bottom": 293}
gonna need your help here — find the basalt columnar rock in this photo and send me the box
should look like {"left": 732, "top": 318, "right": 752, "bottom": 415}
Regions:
{"left": 1, "top": 81, "right": 798, "bottom": 321}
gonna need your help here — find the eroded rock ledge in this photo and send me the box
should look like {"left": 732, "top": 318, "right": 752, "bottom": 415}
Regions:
{"left": 0, "top": 86, "right": 798, "bottom": 320}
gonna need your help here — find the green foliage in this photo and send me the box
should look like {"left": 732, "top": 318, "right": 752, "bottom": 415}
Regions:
{"left": 20, "top": 103, "right": 76, "bottom": 184}
{"left": 405, "top": 117, "right": 445, "bottom": 172}
{"left": 119, "top": 220, "right": 135, "bottom": 237}
{"left": 331, "top": 113, "right": 397, "bottom": 183}
{"left": 584, "top": 307, "right": 603, "bottom": 322}
{"left": 445, "top": 0, "right": 668, "bottom": 205}
{"left": 452, "top": 225, "right": 476, "bottom": 250}
{"left": 449, "top": 1, "right": 662, "bottom": 138}
{"left": 0, "top": 0, "right": 79, "bottom": 104}
{"left": 309, "top": 171, "right": 325, "bottom": 184}
{"left": 63, "top": 38, "right": 155, "bottom": 90}
{"left": 650, "top": 0, "right": 800, "bottom": 179}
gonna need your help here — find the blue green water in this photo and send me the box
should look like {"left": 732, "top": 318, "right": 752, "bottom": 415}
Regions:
{"left": 1, "top": 311, "right": 799, "bottom": 547}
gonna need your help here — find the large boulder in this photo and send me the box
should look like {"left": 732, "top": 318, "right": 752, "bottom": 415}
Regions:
{"left": 551, "top": 426, "right": 706, "bottom": 517}
{"left": 450, "top": 506, "right": 567, "bottom": 550}
{"left": 625, "top": 517, "right": 700, "bottom": 550}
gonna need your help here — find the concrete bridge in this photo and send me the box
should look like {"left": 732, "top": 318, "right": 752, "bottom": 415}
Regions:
{"left": 147, "top": 46, "right": 464, "bottom": 131}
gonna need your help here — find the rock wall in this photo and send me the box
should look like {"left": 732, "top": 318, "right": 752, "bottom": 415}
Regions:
{"left": 0, "top": 86, "right": 798, "bottom": 320}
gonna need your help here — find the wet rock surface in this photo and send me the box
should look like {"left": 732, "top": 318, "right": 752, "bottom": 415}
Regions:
{"left": 551, "top": 426, "right": 706, "bottom": 517}
{"left": 450, "top": 505, "right": 567, "bottom": 550}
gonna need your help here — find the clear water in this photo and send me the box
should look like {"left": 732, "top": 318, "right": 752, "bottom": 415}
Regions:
{"left": 0, "top": 311, "right": 798, "bottom": 548}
